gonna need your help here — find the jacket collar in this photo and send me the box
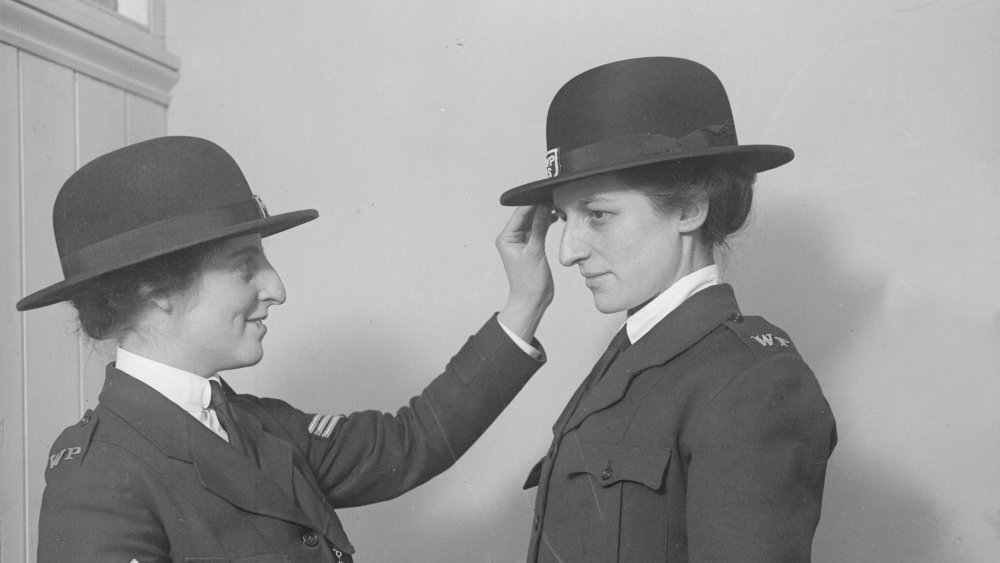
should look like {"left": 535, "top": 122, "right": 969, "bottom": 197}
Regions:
{"left": 561, "top": 284, "right": 741, "bottom": 434}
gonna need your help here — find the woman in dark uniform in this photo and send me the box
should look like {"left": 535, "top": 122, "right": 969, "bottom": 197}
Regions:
{"left": 502, "top": 57, "right": 837, "bottom": 562}
{"left": 19, "top": 136, "right": 554, "bottom": 562}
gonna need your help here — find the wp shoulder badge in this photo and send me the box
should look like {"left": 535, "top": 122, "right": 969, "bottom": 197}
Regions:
{"left": 47, "top": 410, "right": 98, "bottom": 470}
{"left": 725, "top": 314, "right": 799, "bottom": 358}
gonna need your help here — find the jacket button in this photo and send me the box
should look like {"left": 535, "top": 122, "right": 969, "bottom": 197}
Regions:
{"left": 729, "top": 313, "right": 744, "bottom": 323}
{"left": 79, "top": 413, "right": 92, "bottom": 426}
{"left": 301, "top": 530, "right": 320, "bottom": 547}
{"left": 548, "top": 442, "right": 557, "bottom": 458}
{"left": 601, "top": 460, "right": 613, "bottom": 480}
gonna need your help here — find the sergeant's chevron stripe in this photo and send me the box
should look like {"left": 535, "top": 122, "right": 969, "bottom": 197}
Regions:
{"left": 308, "top": 414, "right": 343, "bottom": 438}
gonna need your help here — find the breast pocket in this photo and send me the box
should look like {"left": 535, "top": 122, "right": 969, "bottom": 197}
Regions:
{"left": 564, "top": 441, "right": 671, "bottom": 562}
{"left": 567, "top": 441, "right": 671, "bottom": 490}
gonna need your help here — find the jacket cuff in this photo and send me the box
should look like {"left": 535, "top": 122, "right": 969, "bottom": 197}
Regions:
{"left": 449, "top": 314, "right": 545, "bottom": 388}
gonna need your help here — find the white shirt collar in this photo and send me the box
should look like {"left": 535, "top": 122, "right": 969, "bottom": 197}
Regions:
{"left": 625, "top": 264, "right": 722, "bottom": 344}
{"left": 115, "top": 347, "right": 221, "bottom": 413}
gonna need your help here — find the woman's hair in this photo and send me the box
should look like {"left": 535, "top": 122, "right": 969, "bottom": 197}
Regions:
{"left": 70, "top": 241, "right": 221, "bottom": 341}
{"left": 616, "top": 158, "right": 758, "bottom": 249}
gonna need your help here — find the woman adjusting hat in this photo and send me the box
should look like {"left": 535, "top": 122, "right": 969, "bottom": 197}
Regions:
{"left": 22, "top": 136, "right": 555, "bottom": 562}
{"left": 503, "top": 57, "right": 837, "bottom": 562}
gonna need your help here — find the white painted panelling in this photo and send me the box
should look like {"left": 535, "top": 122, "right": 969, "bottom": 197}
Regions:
{"left": 20, "top": 51, "right": 80, "bottom": 559}
{"left": 0, "top": 39, "right": 27, "bottom": 563}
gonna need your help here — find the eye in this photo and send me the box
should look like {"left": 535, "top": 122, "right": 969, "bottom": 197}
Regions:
{"left": 588, "top": 210, "right": 609, "bottom": 221}
{"left": 236, "top": 259, "right": 254, "bottom": 279}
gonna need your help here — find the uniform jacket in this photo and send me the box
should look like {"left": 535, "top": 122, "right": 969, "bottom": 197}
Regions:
{"left": 38, "top": 316, "right": 542, "bottom": 563}
{"left": 525, "top": 285, "right": 837, "bottom": 562}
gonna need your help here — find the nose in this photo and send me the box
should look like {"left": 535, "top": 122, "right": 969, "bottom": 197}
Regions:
{"left": 559, "top": 219, "right": 590, "bottom": 267}
{"left": 258, "top": 260, "right": 287, "bottom": 306}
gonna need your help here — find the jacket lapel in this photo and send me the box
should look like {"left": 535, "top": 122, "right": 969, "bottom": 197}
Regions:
{"left": 561, "top": 284, "right": 741, "bottom": 434}
{"left": 551, "top": 370, "right": 600, "bottom": 435}
{"left": 226, "top": 381, "right": 353, "bottom": 550}
{"left": 218, "top": 379, "right": 297, "bottom": 503}
{"left": 231, "top": 397, "right": 337, "bottom": 534}
{"left": 188, "top": 421, "right": 311, "bottom": 526}
{"left": 100, "top": 368, "right": 314, "bottom": 529}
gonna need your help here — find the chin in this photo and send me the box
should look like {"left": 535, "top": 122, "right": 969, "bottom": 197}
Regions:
{"left": 246, "top": 352, "right": 265, "bottom": 366}
{"left": 591, "top": 294, "right": 628, "bottom": 315}
{"left": 232, "top": 350, "right": 265, "bottom": 370}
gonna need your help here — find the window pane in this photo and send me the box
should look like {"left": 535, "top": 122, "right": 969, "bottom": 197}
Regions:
{"left": 116, "top": 0, "right": 149, "bottom": 27}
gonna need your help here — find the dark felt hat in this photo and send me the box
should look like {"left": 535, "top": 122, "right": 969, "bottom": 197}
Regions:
{"left": 16, "top": 136, "right": 318, "bottom": 311}
{"left": 500, "top": 57, "right": 794, "bottom": 206}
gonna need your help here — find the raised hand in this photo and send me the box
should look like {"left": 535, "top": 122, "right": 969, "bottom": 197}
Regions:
{"left": 496, "top": 205, "right": 554, "bottom": 343}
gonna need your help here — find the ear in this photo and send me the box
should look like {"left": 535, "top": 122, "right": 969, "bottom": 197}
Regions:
{"left": 146, "top": 283, "right": 183, "bottom": 315}
{"left": 677, "top": 190, "right": 709, "bottom": 234}
{"left": 149, "top": 293, "right": 173, "bottom": 313}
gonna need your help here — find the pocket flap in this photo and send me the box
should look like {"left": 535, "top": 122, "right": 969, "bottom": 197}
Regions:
{"left": 566, "top": 442, "right": 671, "bottom": 490}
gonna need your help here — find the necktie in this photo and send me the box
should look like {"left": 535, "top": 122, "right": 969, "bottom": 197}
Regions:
{"left": 209, "top": 380, "right": 248, "bottom": 456}
{"left": 583, "top": 325, "right": 631, "bottom": 392}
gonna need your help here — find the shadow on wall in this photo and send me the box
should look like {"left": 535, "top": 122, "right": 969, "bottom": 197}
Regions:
{"left": 726, "top": 191, "right": 948, "bottom": 562}
{"left": 724, "top": 190, "right": 880, "bottom": 375}
{"left": 814, "top": 455, "right": 948, "bottom": 563}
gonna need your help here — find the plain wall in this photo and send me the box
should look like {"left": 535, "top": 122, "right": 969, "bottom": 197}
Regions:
{"left": 165, "top": 1, "right": 1000, "bottom": 561}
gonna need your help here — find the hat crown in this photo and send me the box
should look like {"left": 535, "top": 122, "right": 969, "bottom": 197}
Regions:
{"left": 545, "top": 57, "right": 736, "bottom": 152}
{"left": 53, "top": 136, "right": 250, "bottom": 258}
{"left": 499, "top": 56, "right": 793, "bottom": 206}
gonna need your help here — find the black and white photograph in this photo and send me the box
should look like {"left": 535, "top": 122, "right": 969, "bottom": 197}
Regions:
{"left": 1, "top": 1, "right": 998, "bottom": 561}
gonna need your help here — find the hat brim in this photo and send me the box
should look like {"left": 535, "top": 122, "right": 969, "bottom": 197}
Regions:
{"left": 16, "top": 209, "right": 318, "bottom": 312}
{"left": 500, "top": 144, "right": 793, "bottom": 206}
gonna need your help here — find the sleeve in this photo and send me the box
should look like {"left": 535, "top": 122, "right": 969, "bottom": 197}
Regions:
{"left": 498, "top": 319, "right": 545, "bottom": 361}
{"left": 308, "top": 314, "right": 544, "bottom": 507}
{"left": 37, "top": 443, "right": 170, "bottom": 563}
{"left": 685, "top": 354, "right": 837, "bottom": 562}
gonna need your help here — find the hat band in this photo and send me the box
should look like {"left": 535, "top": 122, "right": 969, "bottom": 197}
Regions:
{"left": 60, "top": 198, "right": 265, "bottom": 278}
{"left": 549, "top": 124, "right": 736, "bottom": 178}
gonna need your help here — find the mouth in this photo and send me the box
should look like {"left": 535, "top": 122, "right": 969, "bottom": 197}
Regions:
{"left": 582, "top": 272, "right": 610, "bottom": 288}
{"left": 247, "top": 317, "right": 267, "bottom": 330}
